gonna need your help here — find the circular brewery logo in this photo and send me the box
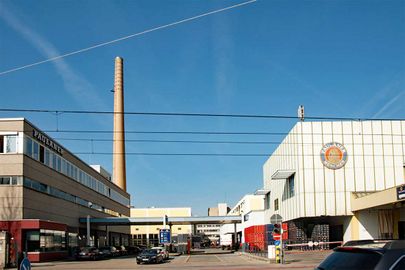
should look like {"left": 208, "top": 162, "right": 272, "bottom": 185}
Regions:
{"left": 320, "top": 142, "right": 348, "bottom": 170}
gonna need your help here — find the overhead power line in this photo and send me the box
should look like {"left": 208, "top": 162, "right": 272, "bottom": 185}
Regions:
{"left": 72, "top": 152, "right": 405, "bottom": 157}
{"left": 45, "top": 129, "right": 289, "bottom": 135}
{"left": 0, "top": 0, "right": 257, "bottom": 75}
{"left": 54, "top": 137, "right": 405, "bottom": 146}
{"left": 56, "top": 138, "right": 280, "bottom": 144}
{"left": 2, "top": 107, "right": 405, "bottom": 121}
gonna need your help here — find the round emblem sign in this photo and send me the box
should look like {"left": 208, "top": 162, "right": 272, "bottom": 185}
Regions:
{"left": 320, "top": 142, "right": 348, "bottom": 170}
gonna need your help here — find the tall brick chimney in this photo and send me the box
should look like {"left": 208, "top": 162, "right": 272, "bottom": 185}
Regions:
{"left": 113, "top": 56, "right": 126, "bottom": 191}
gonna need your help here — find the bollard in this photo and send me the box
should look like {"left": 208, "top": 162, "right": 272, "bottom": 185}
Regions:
{"left": 275, "top": 246, "right": 281, "bottom": 263}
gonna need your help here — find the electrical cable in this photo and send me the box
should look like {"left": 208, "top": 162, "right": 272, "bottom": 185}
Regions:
{"left": 2, "top": 107, "right": 405, "bottom": 121}
{"left": 0, "top": 0, "right": 257, "bottom": 75}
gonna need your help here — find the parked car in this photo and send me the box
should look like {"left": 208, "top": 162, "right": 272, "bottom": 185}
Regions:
{"left": 152, "top": 246, "right": 169, "bottom": 260}
{"left": 116, "top": 245, "right": 128, "bottom": 256}
{"left": 76, "top": 247, "right": 104, "bottom": 260}
{"left": 126, "top": 245, "right": 142, "bottom": 255}
{"left": 136, "top": 249, "right": 164, "bottom": 264}
{"left": 316, "top": 239, "right": 405, "bottom": 270}
{"left": 99, "top": 246, "right": 119, "bottom": 258}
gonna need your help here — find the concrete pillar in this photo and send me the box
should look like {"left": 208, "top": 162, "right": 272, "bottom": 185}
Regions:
{"left": 234, "top": 223, "right": 237, "bottom": 245}
{"left": 113, "top": 56, "right": 127, "bottom": 191}
{"left": 106, "top": 226, "right": 109, "bottom": 246}
{"left": 86, "top": 215, "right": 91, "bottom": 246}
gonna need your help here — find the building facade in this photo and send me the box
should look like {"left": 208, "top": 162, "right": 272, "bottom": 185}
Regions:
{"left": 262, "top": 120, "right": 405, "bottom": 243}
{"left": 0, "top": 118, "right": 130, "bottom": 262}
{"left": 220, "top": 194, "right": 265, "bottom": 246}
{"left": 130, "top": 207, "right": 192, "bottom": 246}
{"left": 197, "top": 203, "right": 230, "bottom": 245}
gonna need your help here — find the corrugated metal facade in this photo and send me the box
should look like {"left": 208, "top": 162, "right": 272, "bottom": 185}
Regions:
{"left": 263, "top": 121, "right": 405, "bottom": 222}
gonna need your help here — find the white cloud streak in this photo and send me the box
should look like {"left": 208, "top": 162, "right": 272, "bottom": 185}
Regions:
{"left": 0, "top": 4, "right": 108, "bottom": 111}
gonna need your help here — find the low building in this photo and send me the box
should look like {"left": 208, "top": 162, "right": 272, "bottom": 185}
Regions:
{"left": 262, "top": 120, "right": 405, "bottom": 243}
{"left": 0, "top": 118, "right": 130, "bottom": 262}
{"left": 130, "top": 207, "right": 192, "bottom": 246}
{"left": 220, "top": 194, "right": 265, "bottom": 246}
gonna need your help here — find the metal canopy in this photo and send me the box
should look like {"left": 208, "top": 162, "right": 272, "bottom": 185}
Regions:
{"left": 254, "top": 189, "right": 270, "bottom": 195}
{"left": 79, "top": 215, "right": 242, "bottom": 226}
{"left": 271, "top": 170, "right": 295, "bottom": 180}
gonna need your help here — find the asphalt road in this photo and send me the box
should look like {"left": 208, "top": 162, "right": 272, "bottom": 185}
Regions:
{"left": 29, "top": 251, "right": 331, "bottom": 270}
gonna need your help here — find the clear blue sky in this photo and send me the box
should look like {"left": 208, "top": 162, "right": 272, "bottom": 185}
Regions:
{"left": 1, "top": 0, "right": 404, "bottom": 215}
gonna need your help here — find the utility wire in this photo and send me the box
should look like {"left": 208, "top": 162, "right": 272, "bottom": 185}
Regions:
{"left": 0, "top": 0, "right": 257, "bottom": 76}
{"left": 72, "top": 152, "right": 405, "bottom": 157}
{"left": 43, "top": 129, "right": 405, "bottom": 137}
{"left": 2, "top": 107, "right": 404, "bottom": 121}
{"left": 54, "top": 137, "right": 405, "bottom": 146}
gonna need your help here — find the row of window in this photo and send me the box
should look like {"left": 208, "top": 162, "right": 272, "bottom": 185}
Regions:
{"left": 26, "top": 230, "right": 78, "bottom": 252}
{"left": 19, "top": 176, "right": 120, "bottom": 217}
{"left": 23, "top": 135, "right": 129, "bottom": 206}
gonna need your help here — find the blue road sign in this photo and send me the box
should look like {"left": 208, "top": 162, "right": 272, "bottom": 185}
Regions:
{"left": 274, "top": 240, "right": 280, "bottom": 246}
{"left": 159, "top": 229, "right": 171, "bottom": 244}
{"left": 20, "top": 258, "right": 31, "bottom": 270}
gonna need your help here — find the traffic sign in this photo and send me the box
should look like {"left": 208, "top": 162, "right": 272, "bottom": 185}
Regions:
{"left": 274, "top": 240, "right": 280, "bottom": 246}
{"left": 159, "top": 229, "right": 171, "bottom": 244}
{"left": 20, "top": 258, "right": 31, "bottom": 270}
{"left": 270, "top": 214, "right": 283, "bottom": 224}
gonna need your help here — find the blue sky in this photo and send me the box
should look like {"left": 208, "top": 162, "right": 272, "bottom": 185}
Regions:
{"left": 0, "top": 0, "right": 404, "bottom": 215}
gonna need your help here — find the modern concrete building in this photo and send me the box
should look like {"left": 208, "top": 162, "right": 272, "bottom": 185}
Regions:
{"left": 130, "top": 207, "right": 192, "bottom": 246}
{"left": 262, "top": 120, "right": 405, "bottom": 243}
{"left": 0, "top": 118, "right": 131, "bottom": 262}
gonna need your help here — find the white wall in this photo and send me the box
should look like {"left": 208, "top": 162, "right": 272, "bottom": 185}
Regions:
{"left": 263, "top": 121, "right": 405, "bottom": 222}
{"left": 358, "top": 211, "right": 379, "bottom": 239}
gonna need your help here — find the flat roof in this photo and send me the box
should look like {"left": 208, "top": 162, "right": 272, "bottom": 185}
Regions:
{"left": 79, "top": 215, "right": 242, "bottom": 226}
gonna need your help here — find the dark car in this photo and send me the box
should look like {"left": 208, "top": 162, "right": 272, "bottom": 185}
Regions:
{"left": 76, "top": 247, "right": 104, "bottom": 260}
{"left": 136, "top": 249, "right": 164, "bottom": 264}
{"left": 316, "top": 239, "right": 405, "bottom": 270}
{"left": 99, "top": 246, "right": 117, "bottom": 258}
{"left": 126, "top": 246, "right": 142, "bottom": 255}
{"left": 116, "top": 245, "right": 128, "bottom": 256}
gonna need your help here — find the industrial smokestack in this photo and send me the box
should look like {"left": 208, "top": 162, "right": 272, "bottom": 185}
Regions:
{"left": 113, "top": 56, "right": 127, "bottom": 191}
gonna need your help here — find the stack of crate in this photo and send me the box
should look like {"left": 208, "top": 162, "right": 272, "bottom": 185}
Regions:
{"left": 310, "top": 224, "right": 329, "bottom": 249}
{"left": 244, "top": 225, "right": 267, "bottom": 251}
{"left": 287, "top": 221, "right": 307, "bottom": 242}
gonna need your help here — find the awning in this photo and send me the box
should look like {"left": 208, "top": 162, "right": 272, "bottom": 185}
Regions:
{"left": 254, "top": 189, "right": 270, "bottom": 195}
{"left": 271, "top": 170, "right": 295, "bottom": 180}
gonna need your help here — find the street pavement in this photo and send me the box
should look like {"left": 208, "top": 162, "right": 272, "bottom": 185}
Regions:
{"left": 29, "top": 251, "right": 331, "bottom": 270}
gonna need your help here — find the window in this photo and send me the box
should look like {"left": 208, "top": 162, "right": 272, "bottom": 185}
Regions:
{"left": 24, "top": 137, "right": 32, "bottom": 156}
{"left": 39, "top": 145, "right": 45, "bottom": 163}
{"left": 40, "top": 229, "right": 66, "bottom": 251}
{"left": 68, "top": 233, "right": 78, "bottom": 248}
{"left": 0, "top": 135, "right": 3, "bottom": 153}
{"left": 6, "top": 135, "right": 17, "bottom": 153}
{"left": 45, "top": 149, "right": 51, "bottom": 166}
{"left": 287, "top": 174, "right": 295, "bottom": 198}
{"left": 274, "top": 198, "right": 279, "bottom": 211}
{"left": 25, "top": 230, "right": 40, "bottom": 252}
{"left": 0, "top": 177, "right": 10, "bottom": 185}
{"left": 392, "top": 256, "right": 405, "bottom": 270}
{"left": 33, "top": 141, "right": 39, "bottom": 160}
{"left": 265, "top": 192, "right": 271, "bottom": 210}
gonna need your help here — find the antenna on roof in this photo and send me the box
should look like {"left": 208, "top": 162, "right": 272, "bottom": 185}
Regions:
{"left": 298, "top": 105, "right": 305, "bottom": 121}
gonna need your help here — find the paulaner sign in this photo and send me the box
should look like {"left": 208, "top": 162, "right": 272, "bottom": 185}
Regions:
{"left": 320, "top": 142, "right": 348, "bottom": 170}
{"left": 33, "top": 129, "right": 64, "bottom": 155}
